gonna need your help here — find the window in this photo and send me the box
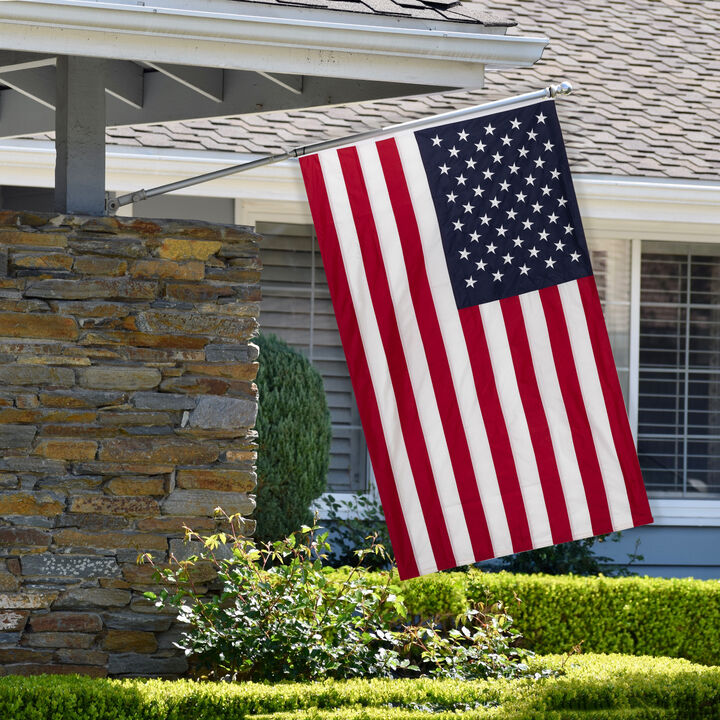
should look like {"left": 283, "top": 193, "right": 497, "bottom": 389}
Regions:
{"left": 256, "top": 222, "right": 368, "bottom": 493}
{"left": 637, "top": 242, "right": 720, "bottom": 497}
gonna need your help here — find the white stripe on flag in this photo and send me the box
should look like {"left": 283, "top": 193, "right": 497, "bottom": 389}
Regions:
{"left": 317, "top": 149, "right": 438, "bottom": 575}
{"left": 395, "top": 130, "right": 515, "bottom": 558}
{"left": 557, "top": 280, "right": 634, "bottom": 530}
{"left": 355, "top": 141, "right": 476, "bottom": 566}
{"left": 518, "top": 289, "right": 594, "bottom": 538}
{"left": 480, "top": 301, "right": 554, "bottom": 548}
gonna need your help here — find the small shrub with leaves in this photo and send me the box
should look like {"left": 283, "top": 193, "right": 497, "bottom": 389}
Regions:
{"left": 144, "top": 512, "right": 533, "bottom": 682}
{"left": 323, "top": 493, "right": 393, "bottom": 569}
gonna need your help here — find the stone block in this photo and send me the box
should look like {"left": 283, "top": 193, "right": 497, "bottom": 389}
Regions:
{"left": 160, "top": 376, "right": 231, "bottom": 395}
{"left": 0, "top": 648, "right": 52, "bottom": 663}
{"left": 67, "top": 238, "right": 146, "bottom": 258}
{"left": 136, "top": 516, "right": 216, "bottom": 533}
{"left": 184, "top": 363, "right": 258, "bottom": 381}
{"left": 131, "top": 392, "right": 196, "bottom": 411}
{"left": 56, "top": 513, "right": 130, "bottom": 531}
{"left": 25, "top": 278, "right": 156, "bottom": 301}
{"left": 108, "top": 652, "right": 188, "bottom": 676}
{"left": 0, "top": 425, "right": 37, "bottom": 450}
{"left": 22, "top": 554, "right": 121, "bottom": 578}
{"left": 0, "top": 312, "right": 78, "bottom": 341}
{"left": 103, "top": 630, "right": 158, "bottom": 653}
{"left": 56, "top": 648, "right": 109, "bottom": 666}
{"left": 73, "top": 257, "right": 128, "bottom": 276}
{"left": 130, "top": 259, "right": 204, "bottom": 280}
{"left": 23, "top": 632, "right": 96, "bottom": 649}
{"left": 0, "top": 572, "right": 20, "bottom": 592}
{"left": 54, "top": 588, "right": 131, "bottom": 609}
{"left": 74, "top": 461, "right": 173, "bottom": 476}
{"left": 165, "top": 283, "right": 235, "bottom": 303}
{"left": 176, "top": 468, "right": 255, "bottom": 493}
{"left": 53, "top": 529, "right": 167, "bottom": 551}
{"left": 82, "top": 330, "right": 207, "bottom": 350}
{"left": 189, "top": 395, "right": 257, "bottom": 430}
{"left": 0, "top": 365, "right": 74, "bottom": 387}
{"left": 0, "top": 528, "right": 51, "bottom": 547}
{"left": 0, "top": 493, "right": 63, "bottom": 517}
{"left": 157, "top": 238, "right": 221, "bottom": 261}
{"left": 29, "top": 612, "right": 103, "bottom": 633}
{"left": 99, "top": 438, "right": 220, "bottom": 465}
{"left": 0, "top": 230, "right": 67, "bottom": 248}
{"left": 39, "top": 390, "right": 126, "bottom": 408}
{"left": 1, "top": 457, "right": 65, "bottom": 474}
{"left": 69, "top": 495, "right": 159, "bottom": 517}
{"left": 35, "top": 440, "right": 98, "bottom": 461}
{"left": 78, "top": 366, "right": 162, "bottom": 391}
{"left": 105, "top": 477, "right": 166, "bottom": 496}
{"left": 205, "top": 343, "right": 259, "bottom": 363}
{"left": 137, "top": 311, "right": 255, "bottom": 341}
{"left": 0, "top": 610, "right": 29, "bottom": 631}
{"left": 162, "top": 490, "right": 255, "bottom": 517}
{"left": 98, "top": 411, "right": 171, "bottom": 427}
{"left": 12, "top": 253, "right": 74, "bottom": 270}
{"left": 4, "top": 663, "right": 107, "bottom": 677}
{"left": 0, "top": 592, "right": 58, "bottom": 609}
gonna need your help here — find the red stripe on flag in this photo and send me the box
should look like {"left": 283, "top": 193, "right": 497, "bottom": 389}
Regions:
{"left": 539, "top": 283, "right": 613, "bottom": 535}
{"left": 336, "top": 147, "right": 457, "bottom": 571}
{"left": 500, "top": 295, "right": 574, "bottom": 544}
{"left": 375, "top": 137, "right": 495, "bottom": 561}
{"left": 299, "top": 154, "right": 419, "bottom": 579}
{"left": 458, "top": 305, "right": 533, "bottom": 553}
{"left": 577, "top": 276, "right": 654, "bottom": 526}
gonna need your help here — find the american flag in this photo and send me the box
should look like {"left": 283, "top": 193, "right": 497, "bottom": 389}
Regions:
{"left": 299, "top": 99, "right": 653, "bottom": 580}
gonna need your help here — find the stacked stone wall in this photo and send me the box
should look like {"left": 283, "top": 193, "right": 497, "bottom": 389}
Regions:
{"left": 0, "top": 211, "right": 260, "bottom": 677}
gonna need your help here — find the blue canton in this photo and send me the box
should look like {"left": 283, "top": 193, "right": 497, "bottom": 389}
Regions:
{"left": 415, "top": 100, "right": 593, "bottom": 309}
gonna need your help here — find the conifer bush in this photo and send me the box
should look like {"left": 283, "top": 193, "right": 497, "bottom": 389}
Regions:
{"left": 254, "top": 333, "right": 331, "bottom": 542}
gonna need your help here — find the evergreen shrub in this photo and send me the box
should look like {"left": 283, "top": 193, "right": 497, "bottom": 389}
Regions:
{"left": 254, "top": 333, "right": 331, "bottom": 542}
{"left": 1, "top": 654, "right": 718, "bottom": 719}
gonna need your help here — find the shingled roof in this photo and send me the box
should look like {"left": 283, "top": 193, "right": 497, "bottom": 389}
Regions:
{"left": 226, "top": 0, "right": 514, "bottom": 25}
{"left": 105, "top": 0, "right": 720, "bottom": 181}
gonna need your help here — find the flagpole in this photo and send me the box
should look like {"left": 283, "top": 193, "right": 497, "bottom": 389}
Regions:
{"left": 106, "top": 82, "right": 572, "bottom": 213}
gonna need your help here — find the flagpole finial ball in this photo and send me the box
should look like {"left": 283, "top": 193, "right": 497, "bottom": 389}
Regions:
{"left": 551, "top": 82, "right": 573, "bottom": 97}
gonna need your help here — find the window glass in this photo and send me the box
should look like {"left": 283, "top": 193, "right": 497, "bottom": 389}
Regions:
{"left": 638, "top": 242, "right": 720, "bottom": 497}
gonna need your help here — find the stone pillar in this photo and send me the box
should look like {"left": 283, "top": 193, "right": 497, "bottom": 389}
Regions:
{"left": 0, "top": 211, "right": 260, "bottom": 677}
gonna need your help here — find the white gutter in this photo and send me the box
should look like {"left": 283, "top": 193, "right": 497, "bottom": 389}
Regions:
{"left": 2, "top": 141, "right": 719, "bottom": 229}
{"left": 0, "top": 0, "right": 547, "bottom": 88}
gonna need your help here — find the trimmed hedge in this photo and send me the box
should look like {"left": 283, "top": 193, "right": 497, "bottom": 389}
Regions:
{"left": 337, "top": 569, "right": 720, "bottom": 666}
{"left": 0, "top": 655, "right": 718, "bottom": 719}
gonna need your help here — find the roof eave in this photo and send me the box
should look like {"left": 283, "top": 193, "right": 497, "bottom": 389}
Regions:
{"left": 0, "top": 0, "right": 548, "bottom": 88}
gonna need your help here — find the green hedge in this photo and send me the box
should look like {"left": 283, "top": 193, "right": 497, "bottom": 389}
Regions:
{"left": 1, "top": 655, "right": 718, "bottom": 719}
{"left": 336, "top": 569, "right": 720, "bottom": 666}
{"left": 254, "top": 333, "right": 331, "bottom": 542}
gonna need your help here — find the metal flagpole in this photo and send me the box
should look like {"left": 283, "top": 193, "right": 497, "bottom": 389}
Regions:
{"left": 106, "top": 82, "right": 572, "bottom": 214}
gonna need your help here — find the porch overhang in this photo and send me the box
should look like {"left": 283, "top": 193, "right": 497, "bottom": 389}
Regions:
{"left": 0, "top": 0, "right": 547, "bottom": 89}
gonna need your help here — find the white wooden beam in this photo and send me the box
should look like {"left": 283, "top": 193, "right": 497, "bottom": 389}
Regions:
{"left": 258, "top": 72, "right": 303, "bottom": 96}
{"left": 105, "top": 60, "right": 144, "bottom": 109}
{"left": 145, "top": 62, "right": 223, "bottom": 102}
{"left": 0, "top": 51, "right": 55, "bottom": 73}
{"left": 0, "top": 66, "right": 56, "bottom": 109}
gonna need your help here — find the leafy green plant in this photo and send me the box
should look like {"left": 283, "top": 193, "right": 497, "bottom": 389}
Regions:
{"left": 144, "top": 513, "right": 533, "bottom": 682}
{"left": 323, "top": 493, "right": 393, "bottom": 569}
{"left": 254, "top": 333, "right": 332, "bottom": 542}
